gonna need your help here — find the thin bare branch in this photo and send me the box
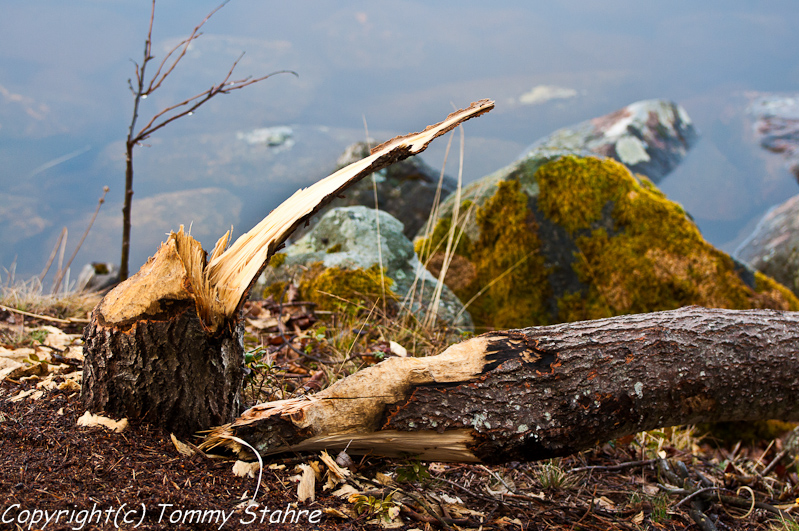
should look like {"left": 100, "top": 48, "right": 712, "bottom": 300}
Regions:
{"left": 146, "top": 33, "right": 200, "bottom": 94}
{"left": 134, "top": 69, "right": 297, "bottom": 143}
{"left": 119, "top": 0, "right": 295, "bottom": 280}
{"left": 147, "top": 1, "right": 230, "bottom": 94}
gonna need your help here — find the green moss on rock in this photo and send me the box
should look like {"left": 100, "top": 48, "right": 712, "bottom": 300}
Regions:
{"left": 261, "top": 281, "right": 289, "bottom": 302}
{"left": 417, "top": 154, "right": 799, "bottom": 330}
{"left": 269, "top": 253, "right": 287, "bottom": 268}
{"left": 538, "top": 156, "right": 799, "bottom": 320}
{"left": 298, "top": 263, "right": 396, "bottom": 315}
{"left": 418, "top": 180, "right": 551, "bottom": 329}
{"left": 469, "top": 180, "right": 551, "bottom": 328}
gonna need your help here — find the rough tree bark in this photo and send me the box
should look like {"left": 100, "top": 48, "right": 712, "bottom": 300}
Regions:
{"left": 202, "top": 306, "right": 799, "bottom": 463}
{"left": 81, "top": 100, "right": 495, "bottom": 438}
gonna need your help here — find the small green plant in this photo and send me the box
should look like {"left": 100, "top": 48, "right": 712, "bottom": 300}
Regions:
{"left": 351, "top": 492, "right": 399, "bottom": 521}
{"left": 649, "top": 492, "right": 671, "bottom": 524}
{"left": 244, "top": 345, "right": 273, "bottom": 372}
{"left": 27, "top": 329, "right": 48, "bottom": 344}
{"left": 770, "top": 514, "right": 799, "bottom": 531}
{"left": 534, "top": 459, "right": 577, "bottom": 491}
{"left": 395, "top": 460, "right": 432, "bottom": 484}
{"left": 243, "top": 346, "right": 288, "bottom": 402}
{"left": 634, "top": 425, "right": 698, "bottom": 459}
{"left": 1, "top": 327, "right": 50, "bottom": 349}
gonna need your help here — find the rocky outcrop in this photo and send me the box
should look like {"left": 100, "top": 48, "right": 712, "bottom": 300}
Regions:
{"left": 735, "top": 194, "right": 799, "bottom": 296}
{"left": 290, "top": 142, "right": 456, "bottom": 242}
{"left": 258, "top": 206, "right": 472, "bottom": 330}
{"left": 415, "top": 154, "right": 798, "bottom": 331}
{"left": 520, "top": 99, "right": 698, "bottom": 183}
{"left": 748, "top": 93, "right": 799, "bottom": 181}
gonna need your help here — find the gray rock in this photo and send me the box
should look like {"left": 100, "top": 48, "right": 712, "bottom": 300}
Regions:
{"left": 735, "top": 194, "right": 799, "bottom": 295}
{"left": 291, "top": 141, "right": 456, "bottom": 241}
{"left": 261, "top": 206, "right": 472, "bottom": 330}
{"left": 748, "top": 93, "right": 799, "bottom": 181}
{"left": 520, "top": 99, "right": 698, "bottom": 183}
{"left": 77, "top": 262, "right": 118, "bottom": 293}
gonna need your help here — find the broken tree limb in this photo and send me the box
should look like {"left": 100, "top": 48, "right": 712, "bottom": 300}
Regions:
{"left": 201, "top": 306, "right": 799, "bottom": 463}
{"left": 82, "top": 100, "right": 494, "bottom": 437}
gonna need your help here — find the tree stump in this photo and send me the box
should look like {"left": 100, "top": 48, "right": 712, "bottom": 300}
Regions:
{"left": 82, "top": 236, "right": 245, "bottom": 437}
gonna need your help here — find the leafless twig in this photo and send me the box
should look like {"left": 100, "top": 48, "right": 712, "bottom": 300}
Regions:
{"left": 52, "top": 186, "right": 109, "bottom": 294}
{"left": 119, "top": 0, "right": 297, "bottom": 280}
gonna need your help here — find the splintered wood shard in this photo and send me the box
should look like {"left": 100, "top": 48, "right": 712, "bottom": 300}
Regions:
{"left": 197, "top": 99, "right": 495, "bottom": 330}
{"left": 200, "top": 307, "right": 799, "bottom": 464}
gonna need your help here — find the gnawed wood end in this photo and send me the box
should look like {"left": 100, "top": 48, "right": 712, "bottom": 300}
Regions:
{"left": 97, "top": 237, "right": 192, "bottom": 326}
{"left": 200, "top": 336, "right": 491, "bottom": 461}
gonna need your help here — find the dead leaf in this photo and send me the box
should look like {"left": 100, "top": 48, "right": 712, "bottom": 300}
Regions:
{"left": 12, "top": 362, "right": 49, "bottom": 380}
{"left": 494, "top": 516, "right": 524, "bottom": 528}
{"left": 9, "top": 389, "right": 44, "bottom": 402}
{"left": 246, "top": 316, "right": 281, "bottom": 330}
{"left": 332, "top": 484, "right": 359, "bottom": 498}
{"left": 0, "top": 346, "right": 36, "bottom": 363}
{"left": 440, "top": 493, "right": 463, "bottom": 505}
{"left": 428, "top": 463, "right": 448, "bottom": 474}
{"left": 335, "top": 449, "right": 355, "bottom": 468}
{"left": 632, "top": 511, "right": 645, "bottom": 524}
{"left": 58, "top": 379, "right": 81, "bottom": 393}
{"left": 443, "top": 503, "right": 485, "bottom": 519}
{"left": 77, "top": 411, "right": 128, "bottom": 432}
{"left": 0, "top": 358, "right": 24, "bottom": 381}
{"left": 593, "top": 496, "right": 616, "bottom": 511}
{"left": 170, "top": 434, "right": 196, "bottom": 457}
{"left": 375, "top": 515, "right": 403, "bottom": 528}
{"left": 36, "top": 374, "right": 58, "bottom": 390}
{"left": 322, "top": 507, "right": 355, "bottom": 519}
{"left": 39, "top": 326, "right": 79, "bottom": 349}
{"left": 375, "top": 471, "right": 394, "bottom": 486}
{"left": 309, "top": 460, "right": 323, "bottom": 481}
{"left": 642, "top": 484, "right": 660, "bottom": 496}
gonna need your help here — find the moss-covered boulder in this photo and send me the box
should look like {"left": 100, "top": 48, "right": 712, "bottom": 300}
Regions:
{"left": 258, "top": 206, "right": 473, "bottom": 330}
{"left": 415, "top": 155, "right": 799, "bottom": 330}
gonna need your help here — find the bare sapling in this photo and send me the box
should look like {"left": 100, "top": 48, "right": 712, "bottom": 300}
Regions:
{"left": 120, "top": 0, "right": 297, "bottom": 280}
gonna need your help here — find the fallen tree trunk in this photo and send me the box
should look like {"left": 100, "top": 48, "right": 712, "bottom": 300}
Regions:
{"left": 82, "top": 100, "right": 494, "bottom": 437}
{"left": 202, "top": 306, "right": 799, "bottom": 463}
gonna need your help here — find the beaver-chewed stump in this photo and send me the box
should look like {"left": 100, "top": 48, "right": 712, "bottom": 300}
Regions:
{"left": 80, "top": 100, "right": 495, "bottom": 438}
{"left": 81, "top": 233, "right": 246, "bottom": 438}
